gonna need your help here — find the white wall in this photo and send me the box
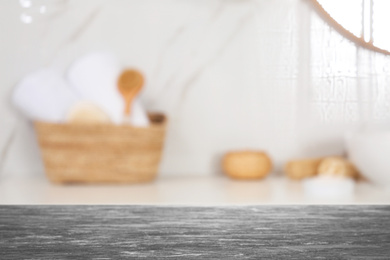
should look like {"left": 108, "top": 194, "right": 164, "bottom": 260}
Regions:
{"left": 1, "top": 0, "right": 389, "bottom": 179}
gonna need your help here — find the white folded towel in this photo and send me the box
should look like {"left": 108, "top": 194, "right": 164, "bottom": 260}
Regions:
{"left": 13, "top": 52, "right": 150, "bottom": 126}
{"left": 128, "top": 99, "right": 150, "bottom": 127}
{"left": 13, "top": 68, "right": 80, "bottom": 122}
{"left": 66, "top": 52, "right": 149, "bottom": 126}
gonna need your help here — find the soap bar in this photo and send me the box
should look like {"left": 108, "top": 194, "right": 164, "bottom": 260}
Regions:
{"left": 285, "top": 158, "right": 322, "bottom": 180}
{"left": 13, "top": 68, "right": 79, "bottom": 122}
{"left": 318, "top": 157, "right": 359, "bottom": 179}
{"left": 222, "top": 151, "right": 272, "bottom": 180}
{"left": 66, "top": 101, "right": 111, "bottom": 124}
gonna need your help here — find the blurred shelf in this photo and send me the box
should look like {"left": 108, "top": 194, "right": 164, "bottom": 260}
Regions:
{"left": 1, "top": 174, "right": 390, "bottom": 205}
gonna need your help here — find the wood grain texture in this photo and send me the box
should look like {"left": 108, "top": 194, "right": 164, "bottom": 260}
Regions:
{"left": 0, "top": 206, "right": 389, "bottom": 259}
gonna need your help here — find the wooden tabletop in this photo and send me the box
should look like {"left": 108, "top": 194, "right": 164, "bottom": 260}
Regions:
{"left": 0, "top": 206, "right": 389, "bottom": 259}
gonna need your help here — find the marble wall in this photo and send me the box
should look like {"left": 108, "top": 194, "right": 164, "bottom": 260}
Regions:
{"left": 1, "top": 0, "right": 385, "bottom": 178}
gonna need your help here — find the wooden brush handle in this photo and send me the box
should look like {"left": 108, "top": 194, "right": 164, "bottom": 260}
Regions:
{"left": 124, "top": 94, "right": 136, "bottom": 116}
{"left": 118, "top": 69, "right": 144, "bottom": 117}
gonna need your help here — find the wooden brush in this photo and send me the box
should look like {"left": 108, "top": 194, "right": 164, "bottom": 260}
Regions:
{"left": 117, "top": 69, "right": 144, "bottom": 117}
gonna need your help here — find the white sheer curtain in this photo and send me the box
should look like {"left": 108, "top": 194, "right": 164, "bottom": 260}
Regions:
{"left": 254, "top": 0, "right": 390, "bottom": 164}
{"left": 309, "top": 0, "right": 390, "bottom": 127}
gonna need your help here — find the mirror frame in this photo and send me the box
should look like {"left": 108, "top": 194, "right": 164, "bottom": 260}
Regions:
{"left": 307, "top": 0, "right": 390, "bottom": 56}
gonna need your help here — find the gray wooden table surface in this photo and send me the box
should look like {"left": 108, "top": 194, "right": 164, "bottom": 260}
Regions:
{"left": 0, "top": 206, "right": 389, "bottom": 259}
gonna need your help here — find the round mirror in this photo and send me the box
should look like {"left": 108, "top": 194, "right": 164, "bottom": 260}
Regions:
{"left": 311, "top": 0, "right": 390, "bottom": 55}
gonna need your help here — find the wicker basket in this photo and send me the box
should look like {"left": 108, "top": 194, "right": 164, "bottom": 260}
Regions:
{"left": 34, "top": 113, "right": 166, "bottom": 184}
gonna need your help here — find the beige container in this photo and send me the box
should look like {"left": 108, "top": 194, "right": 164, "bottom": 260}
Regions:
{"left": 35, "top": 113, "right": 166, "bottom": 184}
{"left": 285, "top": 158, "right": 323, "bottom": 180}
{"left": 222, "top": 151, "right": 272, "bottom": 180}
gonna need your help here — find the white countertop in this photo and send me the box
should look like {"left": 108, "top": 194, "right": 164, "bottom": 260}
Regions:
{"left": 1, "top": 175, "right": 390, "bottom": 205}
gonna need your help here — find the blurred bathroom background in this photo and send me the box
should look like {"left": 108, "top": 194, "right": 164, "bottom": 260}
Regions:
{"left": 1, "top": 0, "right": 390, "bottom": 181}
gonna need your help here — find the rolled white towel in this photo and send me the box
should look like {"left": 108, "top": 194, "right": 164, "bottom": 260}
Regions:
{"left": 13, "top": 68, "right": 80, "bottom": 122}
{"left": 128, "top": 99, "right": 150, "bottom": 127}
{"left": 66, "top": 52, "right": 123, "bottom": 124}
{"left": 66, "top": 52, "right": 150, "bottom": 126}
